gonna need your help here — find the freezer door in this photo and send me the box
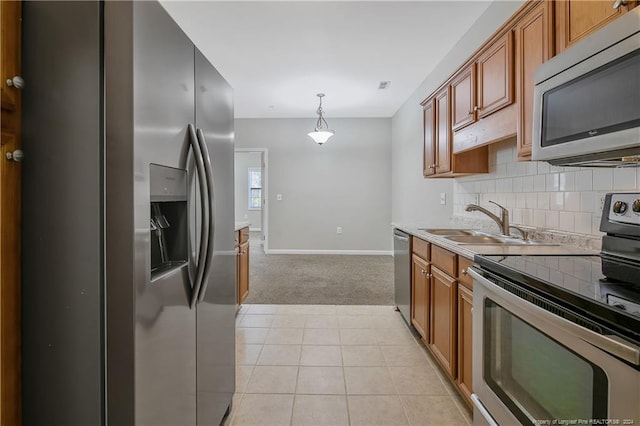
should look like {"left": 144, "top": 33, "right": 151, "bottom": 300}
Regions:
{"left": 106, "top": 2, "right": 197, "bottom": 424}
{"left": 194, "top": 48, "right": 237, "bottom": 425}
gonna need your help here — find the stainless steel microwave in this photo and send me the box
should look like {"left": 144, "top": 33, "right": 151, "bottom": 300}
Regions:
{"left": 532, "top": 7, "right": 640, "bottom": 167}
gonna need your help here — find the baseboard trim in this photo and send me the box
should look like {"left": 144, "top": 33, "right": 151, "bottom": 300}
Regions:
{"left": 265, "top": 249, "right": 393, "bottom": 256}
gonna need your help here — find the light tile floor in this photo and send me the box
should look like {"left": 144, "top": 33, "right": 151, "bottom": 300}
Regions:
{"left": 226, "top": 304, "right": 472, "bottom": 426}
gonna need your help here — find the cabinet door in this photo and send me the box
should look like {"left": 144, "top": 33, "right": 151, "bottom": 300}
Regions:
{"left": 423, "top": 100, "right": 436, "bottom": 177}
{"left": 429, "top": 266, "right": 456, "bottom": 377}
{"left": 555, "top": 0, "right": 636, "bottom": 54}
{"left": 434, "top": 87, "right": 451, "bottom": 175}
{"left": 477, "top": 31, "right": 514, "bottom": 119}
{"left": 411, "top": 254, "right": 430, "bottom": 340}
{"left": 515, "top": 1, "right": 552, "bottom": 160}
{"left": 238, "top": 241, "right": 249, "bottom": 304}
{"left": 457, "top": 284, "right": 473, "bottom": 408}
{"left": 450, "top": 64, "right": 476, "bottom": 131}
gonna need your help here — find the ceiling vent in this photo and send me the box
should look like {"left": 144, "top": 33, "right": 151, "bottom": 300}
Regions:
{"left": 378, "top": 81, "right": 391, "bottom": 90}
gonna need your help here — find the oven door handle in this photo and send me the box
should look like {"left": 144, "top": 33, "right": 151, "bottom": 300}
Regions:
{"left": 468, "top": 267, "right": 640, "bottom": 366}
{"left": 471, "top": 394, "right": 498, "bottom": 426}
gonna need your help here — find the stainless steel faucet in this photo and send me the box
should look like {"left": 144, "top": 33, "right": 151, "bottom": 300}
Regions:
{"left": 465, "top": 201, "right": 510, "bottom": 236}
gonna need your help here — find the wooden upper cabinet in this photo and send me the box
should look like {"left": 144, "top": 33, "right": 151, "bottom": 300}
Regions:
{"left": 423, "top": 101, "right": 436, "bottom": 177}
{"left": 450, "top": 65, "right": 476, "bottom": 132}
{"left": 476, "top": 31, "right": 514, "bottom": 119}
{"left": 515, "top": 1, "right": 553, "bottom": 160}
{"left": 435, "top": 87, "right": 451, "bottom": 175}
{"left": 555, "top": 0, "right": 637, "bottom": 54}
{"left": 450, "top": 32, "right": 514, "bottom": 133}
{"left": 1, "top": 0, "right": 21, "bottom": 116}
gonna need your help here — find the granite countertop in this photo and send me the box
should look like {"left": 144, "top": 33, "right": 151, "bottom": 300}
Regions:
{"left": 235, "top": 221, "right": 250, "bottom": 231}
{"left": 393, "top": 223, "right": 599, "bottom": 260}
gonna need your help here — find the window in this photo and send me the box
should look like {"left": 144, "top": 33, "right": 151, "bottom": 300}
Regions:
{"left": 248, "top": 168, "right": 262, "bottom": 210}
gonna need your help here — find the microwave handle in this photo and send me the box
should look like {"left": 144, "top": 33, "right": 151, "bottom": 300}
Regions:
{"left": 468, "top": 267, "right": 640, "bottom": 366}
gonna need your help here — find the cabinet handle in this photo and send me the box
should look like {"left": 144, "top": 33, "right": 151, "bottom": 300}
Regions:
{"left": 461, "top": 269, "right": 468, "bottom": 276}
{"left": 421, "top": 269, "right": 426, "bottom": 275}
{"left": 473, "top": 106, "right": 479, "bottom": 112}
{"left": 613, "top": 0, "right": 627, "bottom": 8}
{"left": 427, "top": 273, "right": 433, "bottom": 278}
{"left": 6, "top": 76, "right": 24, "bottom": 89}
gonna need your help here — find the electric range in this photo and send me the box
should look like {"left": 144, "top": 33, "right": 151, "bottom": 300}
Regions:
{"left": 475, "top": 192, "right": 640, "bottom": 346}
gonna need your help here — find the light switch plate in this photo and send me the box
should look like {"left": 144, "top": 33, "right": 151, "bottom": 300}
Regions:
{"left": 440, "top": 193, "right": 446, "bottom": 205}
{"left": 277, "top": 194, "right": 283, "bottom": 201}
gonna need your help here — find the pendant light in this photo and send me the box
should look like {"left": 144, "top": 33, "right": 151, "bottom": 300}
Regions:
{"left": 307, "top": 93, "right": 335, "bottom": 145}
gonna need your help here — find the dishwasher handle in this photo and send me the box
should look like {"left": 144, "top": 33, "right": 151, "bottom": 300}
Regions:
{"left": 393, "top": 230, "right": 410, "bottom": 242}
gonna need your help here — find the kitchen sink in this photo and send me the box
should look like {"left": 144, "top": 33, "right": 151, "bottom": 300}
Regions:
{"left": 444, "top": 234, "right": 557, "bottom": 246}
{"left": 418, "top": 228, "right": 486, "bottom": 236}
{"left": 418, "top": 228, "right": 557, "bottom": 246}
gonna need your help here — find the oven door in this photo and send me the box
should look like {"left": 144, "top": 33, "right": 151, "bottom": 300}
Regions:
{"left": 468, "top": 268, "right": 640, "bottom": 426}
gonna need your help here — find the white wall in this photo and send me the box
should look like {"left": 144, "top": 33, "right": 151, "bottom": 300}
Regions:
{"left": 454, "top": 140, "right": 640, "bottom": 237}
{"left": 391, "top": 1, "right": 525, "bottom": 225}
{"left": 235, "top": 118, "right": 392, "bottom": 253}
{"left": 234, "top": 151, "right": 262, "bottom": 230}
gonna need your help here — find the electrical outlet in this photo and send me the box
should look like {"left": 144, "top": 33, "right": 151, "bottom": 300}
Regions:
{"left": 600, "top": 196, "right": 606, "bottom": 211}
{"left": 337, "top": 227, "right": 343, "bottom": 234}
{"left": 276, "top": 194, "right": 283, "bottom": 201}
{"left": 440, "top": 193, "right": 446, "bottom": 205}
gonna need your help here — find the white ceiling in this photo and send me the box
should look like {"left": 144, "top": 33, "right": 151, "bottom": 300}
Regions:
{"left": 160, "top": 1, "right": 493, "bottom": 118}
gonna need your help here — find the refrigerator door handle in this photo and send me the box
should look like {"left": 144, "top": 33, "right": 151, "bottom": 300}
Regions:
{"left": 195, "top": 127, "right": 216, "bottom": 303}
{"left": 188, "top": 124, "right": 210, "bottom": 308}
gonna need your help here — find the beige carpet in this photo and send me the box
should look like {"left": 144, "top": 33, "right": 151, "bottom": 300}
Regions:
{"left": 245, "top": 236, "right": 393, "bottom": 305}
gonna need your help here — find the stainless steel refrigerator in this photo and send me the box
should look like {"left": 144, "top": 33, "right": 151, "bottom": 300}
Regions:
{"left": 21, "top": 1, "right": 236, "bottom": 425}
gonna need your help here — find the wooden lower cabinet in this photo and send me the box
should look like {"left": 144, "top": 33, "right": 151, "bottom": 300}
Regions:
{"left": 429, "top": 266, "right": 457, "bottom": 377}
{"left": 411, "top": 254, "right": 430, "bottom": 339}
{"left": 408, "top": 240, "right": 473, "bottom": 408}
{"left": 236, "top": 227, "right": 250, "bottom": 305}
{"left": 238, "top": 240, "right": 249, "bottom": 304}
{"left": 457, "top": 283, "right": 474, "bottom": 406}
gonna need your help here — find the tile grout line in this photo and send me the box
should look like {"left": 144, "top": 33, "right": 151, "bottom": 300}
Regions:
{"left": 338, "top": 325, "right": 353, "bottom": 426}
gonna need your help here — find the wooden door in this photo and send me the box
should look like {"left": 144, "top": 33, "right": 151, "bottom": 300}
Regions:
{"left": 515, "top": 1, "right": 552, "bottom": 160}
{"left": 555, "top": 0, "right": 636, "bottom": 54}
{"left": 238, "top": 240, "right": 249, "bottom": 304}
{"left": 476, "top": 31, "right": 514, "bottom": 119}
{"left": 411, "top": 254, "right": 429, "bottom": 340}
{"left": 422, "top": 100, "right": 436, "bottom": 177}
{"left": 450, "top": 64, "right": 476, "bottom": 131}
{"left": 429, "top": 266, "right": 456, "bottom": 377}
{"left": 456, "top": 284, "right": 473, "bottom": 408}
{"left": 0, "top": 1, "right": 22, "bottom": 424}
{"left": 434, "top": 87, "right": 451, "bottom": 175}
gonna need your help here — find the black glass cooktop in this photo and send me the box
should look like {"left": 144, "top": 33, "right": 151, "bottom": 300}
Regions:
{"left": 474, "top": 254, "right": 640, "bottom": 343}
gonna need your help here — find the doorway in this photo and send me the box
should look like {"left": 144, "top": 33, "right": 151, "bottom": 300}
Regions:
{"left": 234, "top": 148, "right": 268, "bottom": 252}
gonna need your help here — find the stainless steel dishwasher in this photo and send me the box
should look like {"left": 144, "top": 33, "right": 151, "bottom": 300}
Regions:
{"left": 393, "top": 229, "right": 411, "bottom": 326}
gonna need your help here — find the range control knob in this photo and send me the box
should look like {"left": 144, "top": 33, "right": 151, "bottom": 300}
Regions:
{"left": 633, "top": 199, "right": 640, "bottom": 213}
{"left": 613, "top": 200, "right": 628, "bottom": 214}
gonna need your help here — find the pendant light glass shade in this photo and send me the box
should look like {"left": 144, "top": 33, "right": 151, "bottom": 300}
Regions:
{"left": 308, "top": 93, "right": 334, "bottom": 145}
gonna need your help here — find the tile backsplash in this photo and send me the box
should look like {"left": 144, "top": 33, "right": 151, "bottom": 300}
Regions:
{"left": 453, "top": 139, "right": 640, "bottom": 237}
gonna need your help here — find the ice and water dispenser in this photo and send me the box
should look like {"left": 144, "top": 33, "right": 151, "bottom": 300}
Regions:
{"left": 149, "top": 164, "right": 189, "bottom": 281}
